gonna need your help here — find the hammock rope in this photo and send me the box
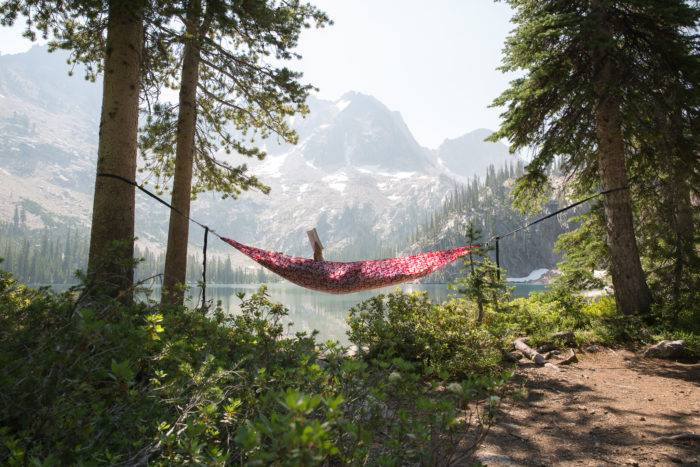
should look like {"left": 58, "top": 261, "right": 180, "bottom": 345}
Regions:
{"left": 96, "top": 173, "right": 628, "bottom": 296}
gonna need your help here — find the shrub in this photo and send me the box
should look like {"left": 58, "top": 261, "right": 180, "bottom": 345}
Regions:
{"left": 0, "top": 270, "right": 504, "bottom": 465}
{"left": 347, "top": 290, "right": 504, "bottom": 378}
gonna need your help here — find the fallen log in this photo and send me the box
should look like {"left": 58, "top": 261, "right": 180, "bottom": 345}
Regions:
{"left": 514, "top": 337, "right": 547, "bottom": 366}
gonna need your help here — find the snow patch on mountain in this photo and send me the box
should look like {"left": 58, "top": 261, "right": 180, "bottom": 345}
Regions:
{"left": 322, "top": 173, "right": 349, "bottom": 193}
{"left": 0, "top": 46, "right": 519, "bottom": 267}
{"left": 335, "top": 98, "right": 351, "bottom": 112}
{"left": 507, "top": 268, "right": 549, "bottom": 283}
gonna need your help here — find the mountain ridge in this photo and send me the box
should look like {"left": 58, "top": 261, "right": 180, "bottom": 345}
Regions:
{"left": 0, "top": 46, "right": 519, "bottom": 269}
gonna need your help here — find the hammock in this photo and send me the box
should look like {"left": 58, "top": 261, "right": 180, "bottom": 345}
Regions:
{"left": 223, "top": 238, "right": 475, "bottom": 294}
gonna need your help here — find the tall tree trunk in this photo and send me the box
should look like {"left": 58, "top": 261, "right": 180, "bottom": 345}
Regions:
{"left": 594, "top": 60, "right": 652, "bottom": 315}
{"left": 86, "top": 1, "right": 144, "bottom": 301}
{"left": 162, "top": 1, "right": 201, "bottom": 305}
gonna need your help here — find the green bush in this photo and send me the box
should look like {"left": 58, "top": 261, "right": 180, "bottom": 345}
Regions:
{"left": 0, "top": 270, "right": 505, "bottom": 465}
{"left": 347, "top": 290, "right": 504, "bottom": 378}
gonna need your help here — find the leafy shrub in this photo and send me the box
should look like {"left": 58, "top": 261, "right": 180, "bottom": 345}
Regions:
{"left": 0, "top": 270, "right": 504, "bottom": 465}
{"left": 347, "top": 290, "right": 504, "bottom": 378}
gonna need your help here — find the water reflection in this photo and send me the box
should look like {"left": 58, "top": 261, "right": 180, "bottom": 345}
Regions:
{"left": 48, "top": 281, "right": 545, "bottom": 343}
{"left": 177, "top": 282, "right": 546, "bottom": 344}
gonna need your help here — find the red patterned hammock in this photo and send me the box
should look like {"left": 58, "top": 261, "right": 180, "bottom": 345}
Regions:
{"left": 222, "top": 238, "right": 475, "bottom": 294}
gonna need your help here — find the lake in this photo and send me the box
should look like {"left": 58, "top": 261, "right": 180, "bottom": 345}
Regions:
{"left": 168, "top": 282, "right": 546, "bottom": 344}
{"left": 46, "top": 281, "right": 545, "bottom": 343}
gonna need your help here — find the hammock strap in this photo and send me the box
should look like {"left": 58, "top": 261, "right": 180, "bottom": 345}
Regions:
{"left": 96, "top": 173, "right": 221, "bottom": 309}
{"left": 96, "top": 173, "right": 222, "bottom": 239}
{"left": 495, "top": 237, "right": 500, "bottom": 280}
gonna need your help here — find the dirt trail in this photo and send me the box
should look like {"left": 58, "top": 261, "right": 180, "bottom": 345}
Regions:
{"left": 477, "top": 349, "right": 699, "bottom": 466}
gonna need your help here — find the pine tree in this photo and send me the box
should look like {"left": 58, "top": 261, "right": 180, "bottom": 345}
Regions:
{"left": 450, "top": 223, "right": 508, "bottom": 323}
{"left": 141, "top": 0, "right": 329, "bottom": 304}
{"left": 1, "top": 0, "right": 183, "bottom": 299}
{"left": 489, "top": 0, "right": 700, "bottom": 315}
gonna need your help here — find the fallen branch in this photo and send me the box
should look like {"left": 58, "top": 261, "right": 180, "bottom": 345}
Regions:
{"left": 514, "top": 337, "right": 547, "bottom": 366}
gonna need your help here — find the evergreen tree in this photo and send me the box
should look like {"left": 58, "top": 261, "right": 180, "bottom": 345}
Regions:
{"left": 450, "top": 223, "right": 508, "bottom": 323}
{"left": 489, "top": 0, "right": 700, "bottom": 315}
{"left": 138, "top": 0, "right": 329, "bottom": 304}
{"left": 1, "top": 0, "right": 185, "bottom": 300}
{"left": 12, "top": 206, "right": 19, "bottom": 232}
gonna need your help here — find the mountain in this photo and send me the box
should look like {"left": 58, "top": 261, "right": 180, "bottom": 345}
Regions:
{"left": 0, "top": 46, "right": 99, "bottom": 229}
{"left": 408, "top": 163, "right": 569, "bottom": 278}
{"left": 436, "top": 128, "right": 511, "bottom": 178}
{"left": 0, "top": 46, "right": 530, "bottom": 272}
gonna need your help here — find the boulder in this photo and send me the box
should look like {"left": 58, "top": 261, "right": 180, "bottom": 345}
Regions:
{"left": 642, "top": 340, "right": 685, "bottom": 359}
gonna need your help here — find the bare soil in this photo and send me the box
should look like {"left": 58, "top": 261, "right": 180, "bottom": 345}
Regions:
{"left": 476, "top": 349, "right": 699, "bottom": 466}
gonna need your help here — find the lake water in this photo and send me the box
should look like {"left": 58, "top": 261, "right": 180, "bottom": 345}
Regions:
{"left": 46, "top": 281, "right": 545, "bottom": 343}
{"left": 169, "top": 282, "right": 546, "bottom": 344}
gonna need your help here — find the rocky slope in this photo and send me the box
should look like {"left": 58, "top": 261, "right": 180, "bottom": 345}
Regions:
{"left": 0, "top": 46, "right": 517, "bottom": 266}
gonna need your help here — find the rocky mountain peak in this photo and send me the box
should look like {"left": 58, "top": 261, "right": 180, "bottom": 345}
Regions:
{"left": 436, "top": 128, "right": 512, "bottom": 178}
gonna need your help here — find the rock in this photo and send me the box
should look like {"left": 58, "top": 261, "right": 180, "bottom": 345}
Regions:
{"left": 551, "top": 331, "right": 576, "bottom": 346}
{"left": 559, "top": 350, "right": 578, "bottom": 365}
{"left": 475, "top": 452, "right": 521, "bottom": 465}
{"left": 542, "top": 350, "right": 560, "bottom": 360}
{"left": 642, "top": 340, "right": 685, "bottom": 359}
{"left": 537, "top": 343, "right": 557, "bottom": 353}
{"left": 586, "top": 344, "right": 601, "bottom": 353}
{"left": 626, "top": 459, "right": 639, "bottom": 466}
{"left": 505, "top": 351, "right": 523, "bottom": 363}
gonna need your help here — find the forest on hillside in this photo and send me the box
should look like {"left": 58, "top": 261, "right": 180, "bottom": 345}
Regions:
{"left": 0, "top": 212, "right": 279, "bottom": 285}
{"left": 411, "top": 161, "right": 574, "bottom": 280}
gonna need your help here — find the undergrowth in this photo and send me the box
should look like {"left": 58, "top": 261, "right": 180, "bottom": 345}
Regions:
{"left": 2, "top": 257, "right": 696, "bottom": 465}
{"left": 0, "top": 269, "right": 507, "bottom": 466}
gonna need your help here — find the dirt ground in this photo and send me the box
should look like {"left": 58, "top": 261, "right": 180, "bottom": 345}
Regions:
{"left": 476, "top": 349, "right": 699, "bottom": 466}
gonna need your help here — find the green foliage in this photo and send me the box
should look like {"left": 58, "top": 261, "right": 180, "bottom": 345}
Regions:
{"left": 139, "top": 0, "right": 331, "bottom": 200}
{"left": 0, "top": 1, "right": 170, "bottom": 87}
{"left": 490, "top": 0, "right": 700, "bottom": 184}
{"left": 510, "top": 169, "right": 552, "bottom": 215}
{"left": 450, "top": 223, "right": 510, "bottom": 322}
{"left": 347, "top": 291, "right": 504, "bottom": 379}
{"left": 490, "top": 0, "right": 700, "bottom": 321}
{"left": 0, "top": 271, "right": 504, "bottom": 465}
{"left": 552, "top": 206, "right": 608, "bottom": 290}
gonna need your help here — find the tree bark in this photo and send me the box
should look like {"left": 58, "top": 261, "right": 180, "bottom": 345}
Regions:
{"left": 514, "top": 337, "right": 546, "bottom": 366}
{"left": 162, "top": 0, "right": 202, "bottom": 305}
{"left": 594, "top": 60, "right": 652, "bottom": 315}
{"left": 86, "top": 0, "right": 144, "bottom": 301}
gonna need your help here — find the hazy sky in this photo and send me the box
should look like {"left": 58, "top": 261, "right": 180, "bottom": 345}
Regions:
{"left": 0, "top": 1, "right": 516, "bottom": 148}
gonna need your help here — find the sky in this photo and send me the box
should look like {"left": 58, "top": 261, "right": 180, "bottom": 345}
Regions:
{"left": 0, "top": 1, "right": 516, "bottom": 148}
